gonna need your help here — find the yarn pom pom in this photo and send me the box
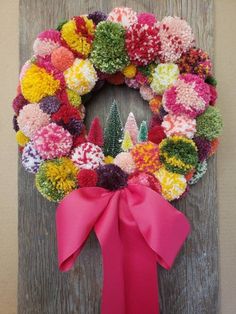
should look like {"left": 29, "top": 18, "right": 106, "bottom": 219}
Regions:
{"left": 125, "top": 22, "right": 161, "bottom": 66}
{"left": 107, "top": 7, "right": 137, "bottom": 28}
{"left": 155, "top": 166, "right": 187, "bottom": 201}
{"left": 196, "top": 106, "right": 223, "bottom": 140}
{"left": 64, "top": 58, "right": 98, "bottom": 95}
{"left": 16, "top": 130, "right": 30, "bottom": 147}
{"left": 194, "top": 137, "right": 211, "bottom": 162}
{"left": 188, "top": 160, "right": 207, "bottom": 185}
{"left": 159, "top": 136, "right": 198, "bottom": 175}
{"left": 21, "top": 64, "right": 61, "bottom": 103}
{"left": 113, "top": 152, "right": 136, "bottom": 174}
{"left": 158, "top": 16, "right": 194, "bottom": 62}
{"left": 149, "top": 96, "right": 163, "bottom": 115}
{"left": 209, "top": 85, "right": 218, "bottom": 105}
{"left": 17, "top": 103, "right": 50, "bottom": 139}
{"left": 12, "top": 94, "right": 28, "bottom": 114}
{"left": 51, "top": 46, "right": 74, "bottom": 72}
{"left": 61, "top": 16, "right": 95, "bottom": 58}
{"left": 140, "top": 85, "right": 155, "bottom": 101}
{"left": 33, "top": 29, "right": 61, "bottom": 57}
{"left": 71, "top": 142, "right": 104, "bottom": 170}
{"left": 148, "top": 125, "right": 166, "bottom": 145}
{"left": 150, "top": 63, "right": 179, "bottom": 95}
{"left": 177, "top": 47, "right": 212, "bottom": 79}
{"left": 88, "top": 11, "right": 107, "bottom": 25}
{"left": 122, "top": 64, "right": 137, "bottom": 79}
{"left": 208, "top": 138, "right": 219, "bottom": 157}
{"left": 137, "top": 12, "right": 157, "bottom": 26}
{"left": 96, "top": 164, "right": 128, "bottom": 190}
{"left": 128, "top": 171, "right": 162, "bottom": 194}
{"left": 35, "top": 158, "right": 78, "bottom": 202}
{"left": 13, "top": 115, "right": 19, "bottom": 132}
{"left": 39, "top": 96, "right": 61, "bottom": 114}
{"left": 131, "top": 141, "right": 161, "bottom": 173}
{"left": 90, "top": 21, "right": 129, "bottom": 74}
{"left": 77, "top": 169, "right": 98, "bottom": 187}
{"left": 33, "top": 123, "right": 73, "bottom": 159}
{"left": 163, "top": 74, "right": 211, "bottom": 118}
{"left": 66, "top": 89, "right": 82, "bottom": 108}
{"left": 22, "top": 142, "right": 43, "bottom": 174}
{"left": 106, "top": 72, "right": 125, "bottom": 85}
{"left": 161, "top": 114, "right": 196, "bottom": 138}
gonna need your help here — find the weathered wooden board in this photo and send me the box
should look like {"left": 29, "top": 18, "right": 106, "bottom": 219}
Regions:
{"left": 18, "top": 0, "right": 218, "bottom": 313}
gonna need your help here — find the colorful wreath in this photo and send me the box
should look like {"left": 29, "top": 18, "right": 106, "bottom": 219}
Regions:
{"left": 12, "top": 8, "right": 223, "bottom": 203}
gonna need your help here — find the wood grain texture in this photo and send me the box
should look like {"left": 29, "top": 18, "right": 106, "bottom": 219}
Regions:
{"left": 18, "top": 0, "right": 218, "bottom": 313}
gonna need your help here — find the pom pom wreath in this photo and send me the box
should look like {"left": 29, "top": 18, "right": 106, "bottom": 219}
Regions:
{"left": 16, "top": 130, "right": 30, "bottom": 147}
{"left": 88, "top": 11, "right": 107, "bottom": 25}
{"left": 208, "top": 138, "right": 219, "bottom": 157}
{"left": 150, "top": 63, "right": 179, "bottom": 95}
{"left": 61, "top": 16, "right": 95, "bottom": 58}
{"left": 96, "top": 164, "right": 128, "bottom": 190}
{"left": 21, "top": 64, "right": 61, "bottom": 103}
{"left": 77, "top": 169, "right": 98, "bottom": 187}
{"left": 128, "top": 171, "right": 162, "bottom": 194}
{"left": 121, "top": 131, "right": 134, "bottom": 151}
{"left": 149, "top": 96, "right": 162, "bottom": 115}
{"left": 188, "top": 160, "right": 207, "bottom": 185}
{"left": 113, "top": 152, "right": 136, "bottom": 174}
{"left": 13, "top": 115, "right": 19, "bottom": 132}
{"left": 158, "top": 16, "right": 194, "bottom": 63}
{"left": 148, "top": 125, "right": 166, "bottom": 145}
{"left": 22, "top": 142, "right": 43, "bottom": 173}
{"left": 33, "top": 123, "right": 73, "bottom": 159}
{"left": 106, "top": 72, "right": 125, "bottom": 85}
{"left": 33, "top": 29, "right": 61, "bottom": 57}
{"left": 124, "top": 112, "right": 138, "bottom": 145}
{"left": 87, "top": 117, "right": 104, "bottom": 146}
{"left": 35, "top": 158, "right": 78, "bottom": 202}
{"left": 159, "top": 136, "right": 198, "bottom": 175}
{"left": 12, "top": 94, "right": 28, "bottom": 114}
{"left": 131, "top": 141, "right": 161, "bottom": 173}
{"left": 140, "top": 85, "right": 155, "bottom": 101}
{"left": 107, "top": 7, "right": 138, "bottom": 28}
{"left": 209, "top": 85, "right": 218, "bottom": 105}
{"left": 39, "top": 96, "right": 61, "bottom": 114}
{"left": 163, "top": 74, "right": 211, "bottom": 118}
{"left": 196, "top": 106, "right": 223, "bottom": 140}
{"left": 177, "top": 47, "right": 212, "bottom": 79}
{"left": 122, "top": 64, "right": 137, "bottom": 78}
{"left": 71, "top": 142, "right": 104, "bottom": 170}
{"left": 51, "top": 47, "right": 74, "bottom": 72}
{"left": 161, "top": 114, "right": 196, "bottom": 138}
{"left": 66, "top": 89, "right": 82, "bottom": 108}
{"left": 137, "top": 13, "right": 157, "bottom": 26}
{"left": 155, "top": 166, "right": 187, "bottom": 201}
{"left": 17, "top": 103, "right": 50, "bottom": 139}
{"left": 64, "top": 58, "right": 97, "bottom": 95}
{"left": 125, "top": 22, "right": 161, "bottom": 66}
{"left": 194, "top": 137, "right": 211, "bottom": 162}
{"left": 90, "top": 21, "right": 129, "bottom": 74}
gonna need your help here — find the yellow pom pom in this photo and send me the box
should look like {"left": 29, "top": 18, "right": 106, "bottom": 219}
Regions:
{"left": 66, "top": 89, "right": 82, "bottom": 108}
{"left": 21, "top": 64, "right": 60, "bottom": 103}
{"left": 16, "top": 130, "right": 30, "bottom": 147}
{"left": 122, "top": 64, "right": 137, "bottom": 79}
{"left": 104, "top": 155, "right": 114, "bottom": 164}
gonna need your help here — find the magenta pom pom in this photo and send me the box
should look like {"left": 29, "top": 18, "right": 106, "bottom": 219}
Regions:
{"left": 138, "top": 12, "right": 157, "bottom": 26}
{"left": 33, "top": 29, "right": 62, "bottom": 57}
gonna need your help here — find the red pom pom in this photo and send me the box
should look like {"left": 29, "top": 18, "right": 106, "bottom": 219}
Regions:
{"left": 148, "top": 125, "right": 166, "bottom": 144}
{"left": 73, "top": 133, "right": 87, "bottom": 148}
{"left": 106, "top": 72, "right": 125, "bottom": 85}
{"left": 52, "top": 104, "right": 81, "bottom": 124}
{"left": 77, "top": 169, "right": 98, "bottom": 187}
{"left": 88, "top": 117, "right": 104, "bottom": 146}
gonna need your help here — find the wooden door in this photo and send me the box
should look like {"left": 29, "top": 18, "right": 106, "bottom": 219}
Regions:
{"left": 18, "top": 1, "right": 218, "bottom": 313}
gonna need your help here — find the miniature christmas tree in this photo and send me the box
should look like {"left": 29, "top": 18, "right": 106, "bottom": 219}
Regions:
{"left": 121, "top": 130, "right": 133, "bottom": 151}
{"left": 104, "top": 101, "right": 123, "bottom": 157}
{"left": 138, "top": 121, "right": 148, "bottom": 142}
{"left": 87, "top": 116, "right": 104, "bottom": 147}
{"left": 124, "top": 112, "right": 138, "bottom": 144}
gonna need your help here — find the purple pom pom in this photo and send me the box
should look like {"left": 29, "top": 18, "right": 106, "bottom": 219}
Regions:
{"left": 40, "top": 96, "right": 61, "bottom": 114}
{"left": 12, "top": 94, "right": 28, "bottom": 115}
{"left": 194, "top": 137, "right": 211, "bottom": 162}
{"left": 13, "top": 115, "right": 19, "bottom": 132}
{"left": 66, "top": 118, "right": 84, "bottom": 135}
{"left": 88, "top": 11, "right": 107, "bottom": 25}
{"left": 96, "top": 164, "right": 128, "bottom": 190}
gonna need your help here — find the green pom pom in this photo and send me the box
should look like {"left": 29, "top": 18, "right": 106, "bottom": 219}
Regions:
{"left": 56, "top": 19, "right": 68, "bottom": 31}
{"left": 90, "top": 21, "right": 129, "bottom": 74}
{"left": 189, "top": 160, "right": 207, "bottom": 185}
{"left": 205, "top": 75, "right": 217, "bottom": 87}
{"left": 196, "top": 107, "right": 223, "bottom": 140}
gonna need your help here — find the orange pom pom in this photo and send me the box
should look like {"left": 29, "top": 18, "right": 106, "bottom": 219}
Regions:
{"left": 149, "top": 96, "right": 162, "bottom": 114}
{"left": 51, "top": 47, "right": 74, "bottom": 71}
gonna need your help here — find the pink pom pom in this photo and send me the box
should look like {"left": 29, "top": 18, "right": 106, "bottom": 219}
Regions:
{"left": 51, "top": 47, "right": 75, "bottom": 72}
{"left": 209, "top": 85, "right": 218, "bottom": 105}
{"left": 17, "top": 103, "right": 50, "bottom": 139}
{"left": 33, "top": 29, "right": 62, "bottom": 57}
{"left": 161, "top": 114, "right": 196, "bottom": 138}
{"left": 128, "top": 171, "right": 162, "bottom": 194}
{"left": 140, "top": 85, "right": 155, "bottom": 101}
{"left": 113, "top": 152, "right": 136, "bottom": 174}
{"left": 138, "top": 12, "right": 157, "bottom": 26}
{"left": 33, "top": 123, "right": 73, "bottom": 159}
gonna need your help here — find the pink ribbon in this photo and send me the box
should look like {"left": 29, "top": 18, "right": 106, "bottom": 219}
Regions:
{"left": 56, "top": 184, "right": 190, "bottom": 314}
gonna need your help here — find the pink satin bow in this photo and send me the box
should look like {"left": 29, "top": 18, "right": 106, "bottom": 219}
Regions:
{"left": 56, "top": 184, "right": 190, "bottom": 314}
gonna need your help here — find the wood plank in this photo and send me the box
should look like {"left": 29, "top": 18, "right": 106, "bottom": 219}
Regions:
{"left": 18, "top": 0, "right": 218, "bottom": 313}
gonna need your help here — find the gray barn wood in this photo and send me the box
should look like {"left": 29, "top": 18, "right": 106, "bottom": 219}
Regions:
{"left": 18, "top": 0, "right": 218, "bottom": 313}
